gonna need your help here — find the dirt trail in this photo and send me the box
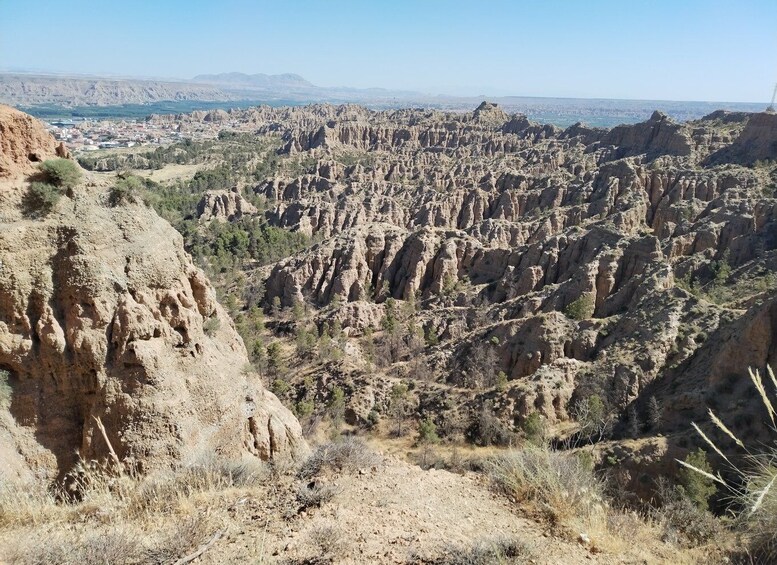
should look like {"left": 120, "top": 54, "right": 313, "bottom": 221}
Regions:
{"left": 201, "top": 456, "right": 692, "bottom": 564}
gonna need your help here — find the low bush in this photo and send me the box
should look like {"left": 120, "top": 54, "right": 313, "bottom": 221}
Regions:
{"left": 297, "top": 437, "right": 381, "bottom": 479}
{"left": 487, "top": 445, "right": 604, "bottom": 524}
{"left": 39, "top": 158, "right": 82, "bottom": 188}
{"left": 296, "top": 481, "right": 339, "bottom": 510}
{"left": 23, "top": 182, "right": 61, "bottom": 216}
{"left": 654, "top": 489, "right": 722, "bottom": 547}
{"left": 108, "top": 174, "right": 144, "bottom": 206}
{"left": 303, "top": 523, "right": 347, "bottom": 564}
{"left": 203, "top": 316, "right": 221, "bottom": 337}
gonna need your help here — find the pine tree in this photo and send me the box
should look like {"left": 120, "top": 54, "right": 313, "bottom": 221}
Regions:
{"left": 647, "top": 395, "right": 662, "bottom": 431}
{"left": 627, "top": 405, "right": 641, "bottom": 438}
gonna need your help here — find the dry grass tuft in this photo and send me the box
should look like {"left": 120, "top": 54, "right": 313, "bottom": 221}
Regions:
{"left": 0, "top": 451, "right": 265, "bottom": 564}
{"left": 297, "top": 437, "right": 382, "bottom": 479}
{"left": 485, "top": 444, "right": 665, "bottom": 556}
{"left": 418, "top": 537, "right": 535, "bottom": 565}
{"left": 486, "top": 445, "right": 604, "bottom": 525}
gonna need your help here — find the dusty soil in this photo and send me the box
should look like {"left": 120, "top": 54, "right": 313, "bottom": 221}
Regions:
{"left": 194, "top": 452, "right": 711, "bottom": 565}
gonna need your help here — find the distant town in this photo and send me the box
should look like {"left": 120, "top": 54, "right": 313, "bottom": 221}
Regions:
{"left": 44, "top": 116, "right": 249, "bottom": 152}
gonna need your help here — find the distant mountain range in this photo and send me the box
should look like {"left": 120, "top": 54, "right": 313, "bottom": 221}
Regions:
{"left": 191, "top": 72, "right": 314, "bottom": 89}
{"left": 0, "top": 71, "right": 769, "bottom": 127}
{"left": 0, "top": 71, "right": 425, "bottom": 109}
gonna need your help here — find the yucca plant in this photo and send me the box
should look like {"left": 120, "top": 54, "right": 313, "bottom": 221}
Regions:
{"left": 679, "top": 366, "right": 777, "bottom": 560}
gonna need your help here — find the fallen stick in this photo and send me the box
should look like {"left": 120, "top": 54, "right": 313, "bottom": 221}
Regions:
{"left": 93, "top": 416, "right": 123, "bottom": 475}
{"left": 172, "top": 529, "right": 225, "bottom": 565}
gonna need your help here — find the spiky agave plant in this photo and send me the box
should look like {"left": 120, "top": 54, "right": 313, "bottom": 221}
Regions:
{"left": 678, "top": 366, "right": 777, "bottom": 560}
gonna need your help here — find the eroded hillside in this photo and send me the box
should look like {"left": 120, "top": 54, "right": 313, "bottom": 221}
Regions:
{"left": 133, "top": 103, "right": 777, "bottom": 469}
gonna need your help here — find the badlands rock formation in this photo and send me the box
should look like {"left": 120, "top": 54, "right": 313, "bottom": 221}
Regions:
{"left": 160, "top": 102, "right": 777, "bottom": 449}
{"left": 0, "top": 106, "right": 306, "bottom": 481}
{"left": 196, "top": 187, "right": 257, "bottom": 222}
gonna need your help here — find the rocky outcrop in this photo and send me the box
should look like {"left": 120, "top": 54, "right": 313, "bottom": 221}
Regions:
{"left": 599, "top": 111, "right": 692, "bottom": 159}
{"left": 0, "top": 103, "right": 67, "bottom": 178}
{"left": 705, "top": 111, "right": 777, "bottom": 165}
{"left": 0, "top": 107, "right": 306, "bottom": 480}
{"left": 196, "top": 188, "right": 257, "bottom": 222}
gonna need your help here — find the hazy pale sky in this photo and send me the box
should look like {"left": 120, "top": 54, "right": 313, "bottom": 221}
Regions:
{"left": 1, "top": 0, "right": 775, "bottom": 102}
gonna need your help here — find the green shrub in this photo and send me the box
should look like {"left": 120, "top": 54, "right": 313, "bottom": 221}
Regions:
{"left": 40, "top": 158, "right": 81, "bottom": 188}
{"left": 202, "top": 316, "right": 220, "bottom": 337}
{"left": 418, "top": 418, "right": 440, "bottom": 445}
{"left": 366, "top": 409, "right": 380, "bottom": 429}
{"left": 271, "top": 378, "right": 290, "bottom": 396}
{"left": 564, "top": 293, "right": 595, "bottom": 321}
{"left": 654, "top": 484, "right": 721, "bottom": 547}
{"left": 24, "top": 182, "right": 61, "bottom": 216}
{"left": 521, "top": 412, "right": 547, "bottom": 445}
{"left": 495, "top": 370, "right": 508, "bottom": 391}
{"left": 295, "top": 399, "right": 314, "bottom": 419}
{"left": 109, "top": 174, "right": 144, "bottom": 206}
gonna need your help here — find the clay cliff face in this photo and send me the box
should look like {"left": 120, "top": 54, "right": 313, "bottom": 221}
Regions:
{"left": 0, "top": 104, "right": 68, "bottom": 178}
{"left": 0, "top": 107, "right": 306, "bottom": 480}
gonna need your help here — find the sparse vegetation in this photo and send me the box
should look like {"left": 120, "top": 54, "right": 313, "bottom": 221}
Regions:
{"left": 420, "top": 537, "right": 534, "bottom": 565}
{"left": 0, "top": 450, "right": 264, "bottom": 563}
{"left": 203, "top": 315, "right": 221, "bottom": 336}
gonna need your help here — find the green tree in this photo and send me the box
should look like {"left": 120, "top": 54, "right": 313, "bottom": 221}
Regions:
{"left": 424, "top": 326, "right": 439, "bottom": 347}
{"left": 328, "top": 386, "right": 346, "bottom": 431}
{"left": 295, "top": 326, "right": 317, "bottom": 359}
{"left": 678, "top": 448, "right": 717, "bottom": 511}
{"left": 627, "top": 405, "right": 641, "bottom": 438}
{"left": 564, "top": 294, "right": 595, "bottom": 321}
{"left": 382, "top": 298, "right": 398, "bottom": 335}
{"left": 647, "top": 395, "right": 662, "bottom": 432}
{"left": 418, "top": 417, "right": 440, "bottom": 445}
{"left": 271, "top": 296, "right": 282, "bottom": 317}
{"left": 266, "top": 341, "right": 286, "bottom": 376}
{"left": 521, "top": 412, "right": 547, "bottom": 445}
{"left": 291, "top": 298, "right": 305, "bottom": 321}
{"left": 389, "top": 383, "right": 410, "bottom": 437}
{"left": 572, "top": 394, "right": 611, "bottom": 443}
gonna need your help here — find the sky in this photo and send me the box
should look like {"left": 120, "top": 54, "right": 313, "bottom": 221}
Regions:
{"left": 1, "top": 0, "right": 776, "bottom": 103}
